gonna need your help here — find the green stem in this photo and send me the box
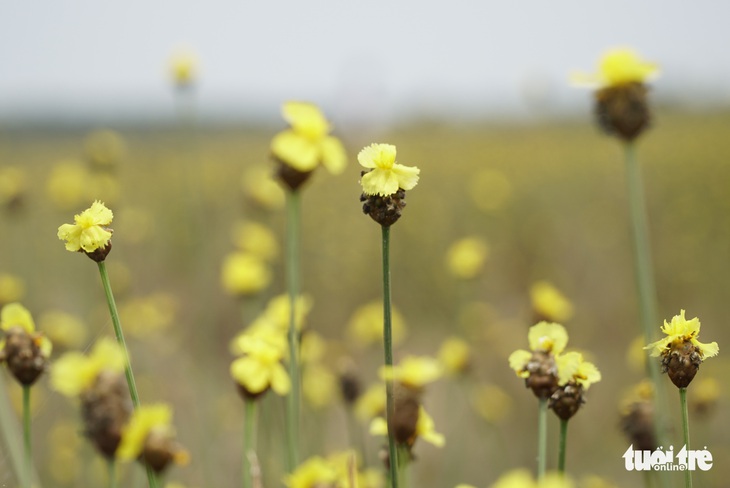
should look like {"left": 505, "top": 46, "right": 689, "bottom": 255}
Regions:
{"left": 397, "top": 444, "right": 410, "bottom": 488}
{"left": 537, "top": 398, "right": 547, "bottom": 481}
{"left": 97, "top": 261, "right": 158, "bottom": 488}
{"left": 243, "top": 399, "right": 258, "bottom": 488}
{"left": 680, "top": 388, "right": 693, "bottom": 488}
{"left": 623, "top": 144, "right": 671, "bottom": 461}
{"left": 558, "top": 418, "right": 568, "bottom": 474}
{"left": 108, "top": 459, "right": 117, "bottom": 488}
{"left": 381, "top": 225, "right": 399, "bottom": 488}
{"left": 285, "top": 190, "right": 301, "bottom": 472}
{"left": 22, "top": 385, "right": 31, "bottom": 488}
{"left": 346, "top": 407, "right": 368, "bottom": 468}
{"left": 0, "top": 375, "right": 29, "bottom": 487}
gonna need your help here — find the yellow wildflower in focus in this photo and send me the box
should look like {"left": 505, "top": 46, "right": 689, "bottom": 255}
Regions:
{"left": 271, "top": 101, "right": 347, "bottom": 174}
{"left": 556, "top": 352, "right": 601, "bottom": 389}
{"left": 84, "top": 130, "right": 126, "bottom": 168}
{"left": 369, "top": 405, "right": 444, "bottom": 448}
{"left": 358, "top": 143, "right": 420, "bottom": 197}
{"left": 50, "top": 337, "right": 125, "bottom": 397}
{"left": 509, "top": 321, "right": 569, "bottom": 378}
{"left": 45, "top": 160, "right": 89, "bottom": 210}
{"left": 347, "top": 301, "right": 406, "bottom": 347}
{"left": 0, "top": 302, "right": 35, "bottom": 334}
{"left": 284, "top": 455, "right": 340, "bottom": 488}
{"left": 438, "top": 337, "right": 471, "bottom": 375}
{"left": 490, "top": 469, "right": 573, "bottom": 488}
{"left": 39, "top": 311, "right": 88, "bottom": 349}
{"left": 220, "top": 252, "right": 271, "bottom": 296}
{"left": 231, "top": 221, "right": 279, "bottom": 262}
{"left": 169, "top": 47, "right": 198, "bottom": 87}
{"left": 354, "top": 382, "right": 386, "bottom": 421}
{"left": 380, "top": 355, "right": 443, "bottom": 389}
{"left": 241, "top": 164, "right": 286, "bottom": 210}
{"left": 0, "top": 166, "right": 26, "bottom": 207}
{"left": 572, "top": 48, "right": 659, "bottom": 88}
{"left": 471, "top": 384, "right": 512, "bottom": 423}
{"left": 446, "top": 237, "right": 489, "bottom": 280}
{"left": 0, "top": 274, "right": 26, "bottom": 304}
{"left": 303, "top": 364, "right": 338, "bottom": 409}
{"left": 57, "top": 200, "right": 113, "bottom": 253}
{"left": 118, "top": 293, "right": 178, "bottom": 339}
{"left": 530, "top": 281, "right": 574, "bottom": 323}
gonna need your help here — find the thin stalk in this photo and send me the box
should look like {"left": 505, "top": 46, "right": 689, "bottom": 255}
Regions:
{"left": 381, "top": 225, "right": 399, "bottom": 488}
{"left": 285, "top": 190, "right": 301, "bottom": 471}
{"left": 623, "top": 144, "right": 671, "bottom": 454}
{"left": 108, "top": 459, "right": 117, "bottom": 488}
{"left": 97, "top": 261, "right": 158, "bottom": 488}
{"left": 22, "top": 385, "right": 31, "bottom": 488}
{"left": 558, "top": 418, "right": 568, "bottom": 473}
{"left": 243, "top": 399, "right": 258, "bottom": 488}
{"left": 397, "top": 444, "right": 410, "bottom": 488}
{"left": 0, "top": 375, "right": 29, "bottom": 487}
{"left": 345, "top": 407, "right": 368, "bottom": 468}
{"left": 680, "top": 388, "right": 693, "bottom": 488}
{"left": 537, "top": 398, "right": 547, "bottom": 481}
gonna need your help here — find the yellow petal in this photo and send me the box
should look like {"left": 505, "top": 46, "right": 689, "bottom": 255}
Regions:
{"left": 368, "top": 417, "right": 388, "bottom": 436}
{"left": 320, "top": 136, "right": 347, "bottom": 174}
{"left": 361, "top": 168, "right": 399, "bottom": 196}
{"left": 282, "top": 102, "right": 330, "bottom": 140}
{"left": 693, "top": 339, "right": 719, "bottom": 359}
{"left": 78, "top": 226, "right": 112, "bottom": 253}
{"left": 392, "top": 163, "right": 420, "bottom": 191}
{"left": 527, "top": 322, "right": 568, "bottom": 354}
{"left": 358, "top": 143, "right": 396, "bottom": 170}
{"left": 0, "top": 303, "right": 35, "bottom": 333}
{"left": 270, "top": 363, "right": 292, "bottom": 396}
{"left": 508, "top": 349, "right": 532, "bottom": 378}
{"left": 271, "top": 130, "right": 319, "bottom": 172}
{"left": 85, "top": 200, "right": 113, "bottom": 226}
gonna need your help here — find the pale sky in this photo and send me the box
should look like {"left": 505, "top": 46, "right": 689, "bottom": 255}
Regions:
{"left": 1, "top": 1, "right": 729, "bottom": 123}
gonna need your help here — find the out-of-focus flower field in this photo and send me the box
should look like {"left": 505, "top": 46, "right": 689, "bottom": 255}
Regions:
{"left": 1, "top": 107, "right": 729, "bottom": 487}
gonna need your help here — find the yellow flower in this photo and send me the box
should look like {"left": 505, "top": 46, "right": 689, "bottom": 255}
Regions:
{"left": 0, "top": 166, "right": 26, "bottom": 206}
{"left": 39, "top": 311, "right": 88, "bottom": 349}
{"left": 50, "top": 337, "right": 126, "bottom": 397}
{"left": 271, "top": 102, "right": 347, "bottom": 174}
{"left": 300, "top": 331, "right": 327, "bottom": 365}
{"left": 241, "top": 164, "right": 286, "bottom": 210}
{"left": 303, "top": 364, "right": 338, "bottom": 409}
{"left": 84, "top": 130, "right": 126, "bottom": 168}
{"left": 0, "top": 274, "right": 26, "bottom": 304}
{"left": 556, "top": 352, "right": 601, "bottom": 389}
{"left": 369, "top": 405, "right": 444, "bottom": 448}
{"left": 249, "top": 293, "right": 313, "bottom": 333}
{"left": 220, "top": 252, "right": 271, "bottom": 296}
{"left": 347, "top": 301, "right": 406, "bottom": 347}
{"left": 117, "top": 403, "right": 188, "bottom": 469}
{"left": 284, "top": 456, "right": 340, "bottom": 488}
{"left": 231, "top": 325, "right": 287, "bottom": 358}
{"left": 45, "top": 159, "right": 90, "bottom": 210}
{"left": 572, "top": 48, "right": 659, "bottom": 88}
{"left": 57, "top": 200, "right": 113, "bottom": 253}
{"left": 468, "top": 168, "right": 512, "bottom": 213}
{"left": 471, "top": 384, "right": 512, "bottom": 424}
{"left": 169, "top": 48, "right": 198, "bottom": 87}
{"left": 0, "top": 302, "right": 35, "bottom": 334}
{"left": 230, "top": 332, "right": 291, "bottom": 396}
{"left": 380, "top": 355, "right": 443, "bottom": 389}
{"left": 231, "top": 221, "right": 279, "bottom": 261}
{"left": 508, "top": 322, "right": 568, "bottom": 378}
{"left": 437, "top": 337, "right": 471, "bottom": 375}
{"left": 446, "top": 237, "right": 489, "bottom": 279}
{"left": 490, "top": 469, "right": 573, "bottom": 488}
{"left": 358, "top": 143, "right": 420, "bottom": 197}
{"left": 530, "top": 281, "right": 574, "bottom": 322}
{"left": 354, "top": 382, "right": 386, "bottom": 421}
{"left": 644, "top": 310, "right": 719, "bottom": 359}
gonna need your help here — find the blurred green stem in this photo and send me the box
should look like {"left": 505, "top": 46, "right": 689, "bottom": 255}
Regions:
{"left": 0, "top": 376, "right": 30, "bottom": 487}
{"left": 346, "top": 407, "right": 368, "bottom": 468}
{"left": 382, "top": 225, "right": 399, "bottom": 488}
{"left": 680, "top": 388, "right": 693, "bottom": 488}
{"left": 97, "top": 261, "right": 158, "bottom": 488}
{"left": 22, "top": 385, "right": 31, "bottom": 488}
{"left": 537, "top": 398, "right": 547, "bottom": 481}
{"left": 285, "top": 189, "right": 301, "bottom": 471}
{"left": 397, "top": 444, "right": 410, "bottom": 488}
{"left": 558, "top": 418, "right": 568, "bottom": 473}
{"left": 108, "top": 459, "right": 117, "bottom": 488}
{"left": 243, "top": 399, "right": 258, "bottom": 488}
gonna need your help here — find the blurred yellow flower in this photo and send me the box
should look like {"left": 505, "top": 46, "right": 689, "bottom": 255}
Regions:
{"left": 0, "top": 166, "right": 26, "bottom": 207}
{"left": 231, "top": 325, "right": 287, "bottom": 358}
{"left": 169, "top": 48, "right": 198, "bottom": 87}
{"left": 626, "top": 335, "right": 647, "bottom": 373}
{"left": 118, "top": 293, "right": 178, "bottom": 339}
{"left": 530, "top": 281, "right": 574, "bottom": 322}
{"left": 572, "top": 48, "right": 659, "bottom": 88}
{"left": 437, "top": 337, "right": 471, "bottom": 375}
{"left": 380, "top": 355, "right": 443, "bottom": 389}
{"left": 86, "top": 173, "right": 121, "bottom": 207}
{"left": 117, "top": 403, "right": 188, "bottom": 469}
{"left": 249, "top": 293, "right": 313, "bottom": 333}
{"left": 230, "top": 331, "right": 291, "bottom": 396}
{"left": 446, "top": 237, "right": 489, "bottom": 279}
{"left": 231, "top": 221, "right": 279, "bottom": 262}
{"left": 220, "top": 252, "right": 272, "bottom": 296}
{"left": 347, "top": 300, "right": 406, "bottom": 347}
{"left": 303, "top": 363, "right": 338, "bottom": 409}
{"left": 50, "top": 337, "right": 125, "bottom": 397}
{"left": 115, "top": 207, "right": 155, "bottom": 245}
{"left": 471, "top": 384, "right": 513, "bottom": 423}
{"left": 45, "top": 160, "right": 89, "bottom": 210}
{"left": 241, "top": 164, "right": 286, "bottom": 210}
{"left": 0, "top": 302, "right": 35, "bottom": 334}
{"left": 354, "top": 382, "right": 386, "bottom": 422}
{"left": 284, "top": 456, "right": 340, "bottom": 488}
{"left": 84, "top": 130, "right": 126, "bottom": 168}
{"left": 556, "top": 351, "right": 601, "bottom": 389}
{"left": 39, "top": 311, "right": 88, "bottom": 349}
{"left": 57, "top": 200, "right": 113, "bottom": 253}
{"left": 0, "top": 274, "right": 25, "bottom": 304}
{"left": 271, "top": 101, "right": 347, "bottom": 174}
{"left": 370, "top": 405, "right": 444, "bottom": 447}
{"left": 468, "top": 169, "right": 512, "bottom": 212}
{"left": 490, "top": 469, "right": 573, "bottom": 488}
{"left": 358, "top": 143, "right": 420, "bottom": 197}
{"left": 644, "top": 309, "right": 719, "bottom": 359}
{"left": 300, "top": 331, "right": 327, "bottom": 365}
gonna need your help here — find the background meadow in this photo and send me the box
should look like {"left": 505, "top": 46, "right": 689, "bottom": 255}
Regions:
{"left": 1, "top": 106, "right": 729, "bottom": 487}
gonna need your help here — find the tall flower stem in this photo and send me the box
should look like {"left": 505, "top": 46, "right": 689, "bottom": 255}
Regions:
{"left": 558, "top": 418, "right": 568, "bottom": 473}
{"left": 537, "top": 398, "right": 548, "bottom": 481}
{"left": 397, "top": 444, "right": 410, "bottom": 488}
{"left": 243, "top": 399, "right": 258, "bottom": 488}
{"left": 285, "top": 189, "right": 301, "bottom": 471}
{"left": 22, "top": 385, "right": 31, "bottom": 488}
{"left": 108, "top": 459, "right": 118, "bottom": 488}
{"left": 679, "top": 388, "right": 693, "bottom": 488}
{"left": 0, "top": 376, "right": 29, "bottom": 487}
{"left": 623, "top": 143, "right": 671, "bottom": 449}
{"left": 97, "top": 261, "right": 159, "bottom": 488}
{"left": 381, "top": 225, "right": 399, "bottom": 488}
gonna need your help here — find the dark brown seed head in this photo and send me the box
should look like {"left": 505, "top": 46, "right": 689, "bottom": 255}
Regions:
{"left": 80, "top": 371, "right": 133, "bottom": 459}
{"left": 662, "top": 341, "right": 702, "bottom": 389}
{"left": 1, "top": 327, "right": 48, "bottom": 386}
{"left": 620, "top": 399, "right": 657, "bottom": 451}
{"left": 549, "top": 382, "right": 585, "bottom": 420}
{"left": 522, "top": 350, "right": 559, "bottom": 400}
{"left": 273, "top": 157, "right": 313, "bottom": 191}
{"left": 594, "top": 82, "right": 651, "bottom": 141}
{"left": 360, "top": 185, "right": 407, "bottom": 227}
{"left": 84, "top": 240, "right": 113, "bottom": 263}
{"left": 140, "top": 429, "right": 188, "bottom": 474}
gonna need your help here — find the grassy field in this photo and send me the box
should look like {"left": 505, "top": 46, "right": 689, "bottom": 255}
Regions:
{"left": 1, "top": 108, "right": 729, "bottom": 487}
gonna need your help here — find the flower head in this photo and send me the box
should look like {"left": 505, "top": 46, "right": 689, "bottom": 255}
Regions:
{"left": 572, "top": 48, "right": 659, "bottom": 88}
{"left": 530, "top": 281, "right": 574, "bottom": 323}
{"left": 358, "top": 143, "right": 420, "bottom": 197}
{"left": 446, "top": 237, "right": 489, "bottom": 280}
{"left": 437, "top": 337, "right": 471, "bottom": 375}
{"left": 284, "top": 456, "right": 340, "bottom": 488}
{"left": 169, "top": 47, "right": 198, "bottom": 88}
{"left": 57, "top": 201, "right": 114, "bottom": 258}
{"left": 550, "top": 352, "right": 601, "bottom": 420}
{"left": 509, "top": 322, "right": 568, "bottom": 399}
{"left": 380, "top": 355, "right": 443, "bottom": 390}
{"left": 50, "top": 337, "right": 126, "bottom": 397}
{"left": 0, "top": 303, "right": 51, "bottom": 385}
{"left": 644, "top": 310, "right": 718, "bottom": 388}
{"left": 347, "top": 300, "right": 407, "bottom": 347}
{"left": 220, "top": 252, "right": 272, "bottom": 297}
{"left": 369, "top": 405, "right": 444, "bottom": 448}
{"left": 271, "top": 102, "right": 347, "bottom": 177}
{"left": 230, "top": 328, "right": 291, "bottom": 398}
